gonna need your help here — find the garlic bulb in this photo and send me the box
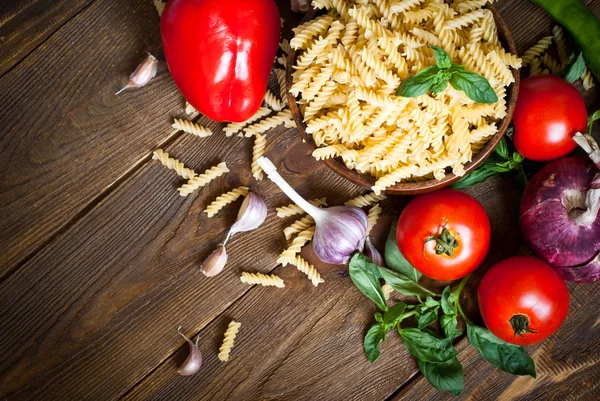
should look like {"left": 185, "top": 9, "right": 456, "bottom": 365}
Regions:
{"left": 257, "top": 157, "right": 367, "bottom": 264}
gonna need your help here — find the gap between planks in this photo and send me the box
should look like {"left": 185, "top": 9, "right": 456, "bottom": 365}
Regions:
{"left": 0, "top": 114, "right": 193, "bottom": 285}
{"left": 0, "top": 0, "right": 98, "bottom": 81}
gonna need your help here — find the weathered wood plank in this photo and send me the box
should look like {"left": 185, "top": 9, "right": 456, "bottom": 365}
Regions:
{"left": 393, "top": 283, "right": 600, "bottom": 401}
{"left": 117, "top": 173, "right": 523, "bottom": 401}
{"left": 0, "top": 123, "right": 363, "bottom": 400}
{"left": 0, "top": 0, "right": 185, "bottom": 278}
{"left": 0, "top": 0, "right": 94, "bottom": 77}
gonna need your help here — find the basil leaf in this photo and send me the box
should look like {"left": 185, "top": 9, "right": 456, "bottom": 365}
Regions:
{"left": 563, "top": 53, "right": 586, "bottom": 83}
{"left": 418, "top": 308, "right": 439, "bottom": 329}
{"left": 440, "top": 314, "right": 462, "bottom": 339}
{"left": 449, "top": 70, "right": 498, "bottom": 104}
{"left": 396, "top": 65, "right": 440, "bottom": 97}
{"left": 384, "top": 220, "right": 421, "bottom": 281}
{"left": 349, "top": 253, "right": 388, "bottom": 311}
{"left": 424, "top": 296, "right": 440, "bottom": 308}
{"left": 466, "top": 323, "right": 536, "bottom": 377}
{"left": 431, "top": 45, "right": 452, "bottom": 69}
{"left": 494, "top": 137, "right": 509, "bottom": 159}
{"left": 378, "top": 267, "right": 438, "bottom": 297}
{"left": 364, "top": 324, "right": 387, "bottom": 363}
{"left": 417, "top": 358, "right": 464, "bottom": 396}
{"left": 440, "top": 286, "right": 455, "bottom": 315}
{"left": 383, "top": 302, "right": 407, "bottom": 326}
{"left": 400, "top": 328, "right": 458, "bottom": 363}
{"left": 589, "top": 109, "right": 600, "bottom": 123}
{"left": 374, "top": 312, "right": 384, "bottom": 324}
{"left": 514, "top": 167, "right": 528, "bottom": 189}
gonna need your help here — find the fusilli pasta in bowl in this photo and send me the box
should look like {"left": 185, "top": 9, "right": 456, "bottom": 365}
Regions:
{"left": 286, "top": 1, "right": 519, "bottom": 195}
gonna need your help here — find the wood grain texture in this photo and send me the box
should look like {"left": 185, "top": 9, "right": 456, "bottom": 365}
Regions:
{"left": 0, "top": 0, "right": 94, "bottom": 77}
{"left": 0, "top": 0, "right": 184, "bottom": 278}
{"left": 0, "top": 0, "right": 599, "bottom": 400}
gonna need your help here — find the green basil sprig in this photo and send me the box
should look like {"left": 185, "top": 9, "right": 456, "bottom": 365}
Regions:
{"left": 396, "top": 45, "right": 498, "bottom": 104}
{"left": 348, "top": 226, "right": 537, "bottom": 396}
{"left": 384, "top": 219, "right": 421, "bottom": 282}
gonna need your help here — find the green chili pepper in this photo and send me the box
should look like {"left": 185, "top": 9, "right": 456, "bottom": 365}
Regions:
{"left": 530, "top": 0, "right": 600, "bottom": 80}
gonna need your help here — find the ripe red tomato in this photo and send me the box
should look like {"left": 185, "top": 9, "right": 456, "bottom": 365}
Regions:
{"left": 396, "top": 189, "right": 491, "bottom": 281}
{"left": 478, "top": 256, "right": 570, "bottom": 346}
{"left": 512, "top": 75, "right": 588, "bottom": 162}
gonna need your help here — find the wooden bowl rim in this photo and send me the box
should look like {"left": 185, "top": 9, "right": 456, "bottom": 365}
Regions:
{"left": 286, "top": 6, "right": 520, "bottom": 195}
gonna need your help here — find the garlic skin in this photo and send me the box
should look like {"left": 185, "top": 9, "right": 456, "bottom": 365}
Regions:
{"left": 177, "top": 327, "right": 202, "bottom": 376}
{"left": 201, "top": 245, "right": 228, "bottom": 277}
{"left": 365, "top": 239, "right": 384, "bottom": 266}
{"left": 116, "top": 52, "right": 158, "bottom": 95}
{"left": 312, "top": 206, "right": 368, "bottom": 264}
{"left": 227, "top": 193, "right": 267, "bottom": 238}
{"left": 291, "top": 0, "right": 310, "bottom": 13}
{"left": 257, "top": 156, "right": 368, "bottom": 265}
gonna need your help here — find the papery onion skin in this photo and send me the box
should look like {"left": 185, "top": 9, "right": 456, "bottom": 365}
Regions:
{"left": 313, "top": 206, "right": 368, "bottom": 265}
{"left": 520, "top": 156, "right": 600, "bottom": 281}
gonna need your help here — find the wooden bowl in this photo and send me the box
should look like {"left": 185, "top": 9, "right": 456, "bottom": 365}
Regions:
{"left": 286, "top": 7, "right": 519, "bottom": 195}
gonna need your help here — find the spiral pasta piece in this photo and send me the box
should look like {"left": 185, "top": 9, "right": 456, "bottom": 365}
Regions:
{"left": 304, "top": 81, "right": 338, "bottom": 121}
{"left": 263, "top": 89, "right": 284, "bottom": 111}
{"left": 280, "top": 38, "right": 292, "bottom": 55}
{"left": 277, "top": 226, "right": 316, "bottom": 266}
{"left": 344, "top": 192, "right": 387, "bottom": 208}
{"left": 274, "top": 68, "right": 288, "bottom": 101}
{"left": 283, "top": 215, "right": 315, "bottom": 240}
{"left": 552, "top": 25, "right": 569, "bottom": 65}
{"left": 204, "top": 187, "right": 249, "bottom": 218}
{"left": 290, "top": 65, "right": 321, "bottom": 97}
{"left": 290, "top": 255, "right": 324, "bottom": 287}
{"left": 177, "top": 162, "right": 229, "bottom": 197}
{"left": 276, "top": 198, "right": 327, "bottom": 218}
{"left": 390, "top": 0, "right": 424, "bottom": 14}
{"left": 382, "top": 283, "right": 393, "bottom": 301}
{"left": 240, "top": 272, "right": 285, "bottom": 288}
{"left": 184, "top": 101, "right": 196, "bottom": 115}
{"left": 244, "top": 110, "right": 294, "bottom": 137}
{"left": 581, "top": 67, "right": 595, "bottom": 91}
{"left": 223, "top": 107, "right": 271, "bottom": 137}
{"left": 521, "top": 36, "right": 553, "bottom": 66}
{"left": 529, "top": 57, "right": 542, "bottom": 76}
{"left": 312, "top": 144, "right": 348, "bottom": 161}
{"left": 172, "top": 118, "right": 213, "bottom": 138}
{"left": 290, "top": 15, "right": 333, "bottom": 50}
{"left": 152, "top": 149, "right": 196, "bottom": 179}
{"left": 218, "top": 321, "right": 241, "bottom": 362}
{"left": 251, "top": 134, "right": 266, "bottom": 180}
{"left": 366, "top": 203, "right": 382, "bottom": 235}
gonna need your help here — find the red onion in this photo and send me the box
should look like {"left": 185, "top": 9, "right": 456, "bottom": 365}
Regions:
{"left": 520, "top": 133, "right": 600, "bottom": 283}
{"left": 291, "top": 0, "right": 310, "bottom": 13}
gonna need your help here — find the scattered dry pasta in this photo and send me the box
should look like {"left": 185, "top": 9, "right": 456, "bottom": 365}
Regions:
{"left": 152, "top": 149, "right": 196, "bottom": 179}
{"left": 289, "top": 255, "right": 324, "bottom": 286}
{"left": 382, "top": 283, "right": 393, "bottom": 301}
{"left": 223, "top": 107, "right": 272, "bottom": 137}
{"left": 244, "top": 110, "right": 294, "bottom": 137}
{"left": 177, "top": 162, "right": 229, "bottom": 197}
{"left": 172, "top": 118, "right": 212, "bottom": 138}
{"left": 251, "top": 133, "right": 267, "bottom": 180}
{"left": 366, "top": 203, "right": 382, "bottom": 235}
{"left": 264, "top": 89, "right": 284, "bottom": 111}
{"left": 582, "top": 66, "right": 596, "bottom": 91}
{"left": 292, "top": 0, "right": 520, "bottom": 193}
{"left": 521, "top": 36, "right": 553, "bottom": 66}
{"left": 204, "top": 186, "right": 249, "bottom": 218}
{"left": 240, "top": 272, "right": 285, "bottom": 288}
{"left": 344, "top": 192, "right": 387, "bottom": 207}
{"left": 153, "top": 0, "right": 165, "bottom": 16}
{"left": 283, "top": 215, "right": 315, "bottom": 240}
{"left": 184, "top": 101, "right": 196, "bottom": 115}
{"left": 218, "top": 321, "right": 241, "bottom": 362}
{"left": 276, "top": 197, "right": 327, "bottom": 218}
{"left": 277, "top": 226, "right": 316, "bottom": 266}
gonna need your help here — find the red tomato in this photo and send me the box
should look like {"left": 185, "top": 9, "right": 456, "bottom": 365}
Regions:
{"left": 396, "top": 189, "right": 491, "bottom": 281}
{"left": 512, "top": 75, "right": 588, "bottom": 162}
{"left": 478, "top": 256, "right": 570, "bottom": 346}
{"left": 161, "top": 0, "right": 280, "bottom": 122}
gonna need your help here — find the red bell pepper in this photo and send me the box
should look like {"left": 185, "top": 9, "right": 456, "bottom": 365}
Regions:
{"left": 161, "top": 0, "right": 281, "bottom": 122}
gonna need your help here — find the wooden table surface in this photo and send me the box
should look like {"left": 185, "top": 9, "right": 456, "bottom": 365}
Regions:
{"left": 1, "top": 0, "right": 599, "bottom": 400}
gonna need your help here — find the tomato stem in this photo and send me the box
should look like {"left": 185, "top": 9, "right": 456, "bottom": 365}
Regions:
{"left": 509, "top": 314, "right": 538, "bottom": 338}
{"left": 455, "top": 274, "right": 471, "bottom": 297}
{"left": 424, "top": 227, "right": 459, "bottom": 256}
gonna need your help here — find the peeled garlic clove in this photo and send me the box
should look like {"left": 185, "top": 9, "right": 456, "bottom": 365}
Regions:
{"left": 177, "top": 326, "right": 202, "bottom": 376}
{"left": 229, "top": 193, "right": 267, "bottom": 235}
{"left": 365, "top": 239, "right": 384, "bottom": 266}
{"left": 116, "top": 52, "right": 158, "bottom": 95}
{"left": 201, "top": 245, "right": 228, "bottom": 277}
